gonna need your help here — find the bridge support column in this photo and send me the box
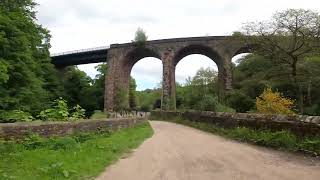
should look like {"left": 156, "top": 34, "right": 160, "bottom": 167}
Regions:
{"left": 223, "top": 56, "right": 233, "bottom": 91}
{"left": 161, "top": 49, "right": 176, "bottom": 111}
{"left": 218, "top": 56, "right": 233, "bottom": 101}
{"left": 104, "top": 49, "right": 130, "bottom": 112}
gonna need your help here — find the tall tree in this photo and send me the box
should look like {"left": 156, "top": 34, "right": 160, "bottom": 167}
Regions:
{"left": 0, "top": 0, "right": 60, "bottom": 114}
{"left": 242, "top": 9, "right": 320, "bottom": 113}
{"left": 129, "top": 77, "right": 137, "bottom": 109}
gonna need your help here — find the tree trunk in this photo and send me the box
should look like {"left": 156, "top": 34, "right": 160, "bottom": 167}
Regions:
{"left": 307, "top": 79, "right": 312, "bottom": 106}
{"left": 291, "top": 58, "right": 303, "bottom": 113}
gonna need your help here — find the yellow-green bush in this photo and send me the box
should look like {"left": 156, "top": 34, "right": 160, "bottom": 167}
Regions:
{"left": 256, "top": 88, "right": 295, "bottom": 115}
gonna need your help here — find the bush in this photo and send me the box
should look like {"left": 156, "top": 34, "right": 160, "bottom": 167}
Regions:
{"left": 193, "top": 95, "right": 235, "bottom": 112}
{"left": 38, "top": 98, "right": 69, "bottom": 121}
{"left": 139, "top": 104, "right": 151, "bottom": 112}
{"left": 133, "top": 27, "right": 148, "bottom": 46}
{"left": 226, "top": 90, "right": 255, "bottom": 112}
{"left": 0, "top": 110, "right": 34, "bottom": 123}
{"left": 216, "top": 104, "right": 236, "bottom": 113}
{"left": 304, "top": 103, "right": 320, "bottom": 116}
{"left": 194, "top": 95, "right": 219, "bottom": 111}
{"left": 256, "top": 87, "right": 296, "bottom": 115}
{"left": 37, "top": 98, "right": 85, "bottom": 121}
{"left": 23, "top": 133, "right": 47, "bottom": 150}
{"left": 70, "top": 105, "right": 86, "bottom": 120}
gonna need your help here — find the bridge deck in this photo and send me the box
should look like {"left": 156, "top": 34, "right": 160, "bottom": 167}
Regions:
{"left": 50, "top": 36, "right": 233, "bottom": 67}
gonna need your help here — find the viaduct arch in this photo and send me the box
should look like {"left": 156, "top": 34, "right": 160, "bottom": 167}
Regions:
{"left": 51, "top": 36, "right": 252, "bottom": 112}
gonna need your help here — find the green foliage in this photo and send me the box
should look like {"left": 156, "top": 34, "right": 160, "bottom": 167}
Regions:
{"left": 0, "top": 60, "right": 9, "bottom": 84}
{"left": 38, "top": 98, "right": 69, "bottom": 121}
{"left": 70, "top": 105, "right": 86, "bottom": 120}
{"left": 231, "top": 31, "right": 244, "bottom": 37}
{"left": 37, "top": 98, "right": 85, "bottom": 121}
{"left": 133, "top": 27, "right": 148, "bottom": 45}
{"left": 215, "top": 104, "right": 236, "bottom": 113}
{"left": 174, "top": 67, "right": 234, "bottom": 112}
{"left": 242, "top": 9, "right": 320, "bottom": 113}
{"left": 0, "top": 0, "right": 61, "bottom": 114}
{"left": 194, "top": 95, "right": 219, "bottom": 111}
{"left": 90, "top": 110, "right": 108, "bottom": 119}
{"left": 0, "top": 110, "right": 34, "bottom": 123}
{"left": 136, "top": 88, "right": 161, "bottom": 111}
{"left": 232, "top": 52, "right": 320, "bottom": 115}
{"left": 129, "top": 77, "right": 137, "bottom": 109}
{"left": 50, "top": 137, "right": 79, "bottom": 151}
{"left": 140, "top": 104, "right": 151, "bottom": 112}
{"left": 226, "top": 90, "right": 255, "bottom": 112}
{"left": 0, "top": 122, "right": 153, "bottom": 179}
{"left": 22, "top": 133, "right": 47, "bottom": 150}
{"left": 114, "top": 86, "right": 129, "bottom": 112}
{"left": 60, "top": 66, "right": 94, "bottom": 117}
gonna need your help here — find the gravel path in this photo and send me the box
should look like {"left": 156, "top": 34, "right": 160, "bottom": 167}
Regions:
{"left": 97, "top": 121, "right": 320, "bottom": 180}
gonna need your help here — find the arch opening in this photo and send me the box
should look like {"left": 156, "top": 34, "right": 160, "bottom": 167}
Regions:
{"left": 124, "top": 46, "right": 161, "bottom": 70}
{"left": 175, "top": 54, "right": 219, "bottom": 110}
{"left": 130, "top": 57, "right": 162, "bottom": 111}
{"left": 232, "top": 53, "right": 251, "bottom": 66}
{"left": 173, "top": 44, "right": 222, "bottom": 67}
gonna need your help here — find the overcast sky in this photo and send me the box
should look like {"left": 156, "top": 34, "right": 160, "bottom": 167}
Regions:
{"left": 36, "top": 0, "right": 319, "bottom": 90}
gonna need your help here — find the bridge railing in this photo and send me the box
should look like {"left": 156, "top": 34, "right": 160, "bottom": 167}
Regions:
{"left": 51, "top": 45, "right": 110, "bottom": 57}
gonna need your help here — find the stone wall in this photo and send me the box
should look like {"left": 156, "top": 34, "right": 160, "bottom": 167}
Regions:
{"left": 151, "top": 111, "right": 320, "bottom": 136}
{"left": 0, "top": 118, "right": 147, "bottom": 140}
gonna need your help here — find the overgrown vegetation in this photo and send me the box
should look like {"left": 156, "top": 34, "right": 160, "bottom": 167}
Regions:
{"left": 238, "top": 9, "right": 320, "bottom": 114}
{"left": 133, "top": 27, "right": 148, "bottom": 46}
{"left": 90, "top": 110, "right": 108, "bottom": 119}
{"left": 256, "top": 87, "right": 296, "bottom": 115}
{"left": 0, "top": 122, "right": 153, "bottom": 180}
{"left": 0, "top": 98, "right": 86, "bottom": 123}
{"left": 151, "top": 118, "right": 320, "bottom": 156}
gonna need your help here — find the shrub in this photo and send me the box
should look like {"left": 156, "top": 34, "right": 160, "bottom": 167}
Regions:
{"left": 256, "top": 87, "right": 296, "bottom": 115}
{"left": 0, "top": 110, "right": 34, "bottom": 123}
{"left": 304, "top": 103, "right": 320, "bottom": 116}
{"left": 226, "top": 90, "right": 255, "bottom": 112}
{"left": 133, "top": 27, "right": 148, "bottom": 46}
{"left": 23, "top": 133, "right": 46, "bottom": 150}
{"left": 37, "top": 98, "right": 86, "bottom": 121}
{"left": 216, "top": 104, "right": 236, "bottom": 113}
{"left": 38, "top": 98, "right": 69, "bottom": 121}
{"left": 139, "top": 104, "right": 151, "bottom": 112}
{"left": 194, "top": 95, "right": 219, "bottom": 111}
{"left": 70, "top": 105, "right": 86, "bottom": 120}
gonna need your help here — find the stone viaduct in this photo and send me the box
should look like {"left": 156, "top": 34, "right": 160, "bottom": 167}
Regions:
{"left": 51, "top": 36, "right": 252, "bottom": 112}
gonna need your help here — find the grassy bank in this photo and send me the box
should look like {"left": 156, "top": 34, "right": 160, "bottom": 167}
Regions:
{"left": 0, "top": 122, "right": 153, "bottom": 180}
{"left": 151, "top": 118, "right": 320, "bottom": 156}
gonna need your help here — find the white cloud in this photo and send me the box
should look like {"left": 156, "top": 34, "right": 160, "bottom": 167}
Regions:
{"left": 36, "top": 0, "right": 320, "bottom": 89}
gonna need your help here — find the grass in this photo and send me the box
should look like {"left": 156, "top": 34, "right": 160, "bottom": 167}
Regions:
{"left": 0, "top": 122, "right": 153, "bottom": 180}
{"left": 90, "top": 110, "right": 108, "bottom": 119}
{"left": 151, "top": 117, "right": 320, "bottom": 156}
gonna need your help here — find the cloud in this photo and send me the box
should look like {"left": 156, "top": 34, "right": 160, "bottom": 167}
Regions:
{"left": 36, "top": 0, "right": 320, "bottom": 89}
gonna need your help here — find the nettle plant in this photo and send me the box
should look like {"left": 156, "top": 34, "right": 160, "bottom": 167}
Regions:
{"left": 38, "top": 98, "right": 85, "bottom": 121}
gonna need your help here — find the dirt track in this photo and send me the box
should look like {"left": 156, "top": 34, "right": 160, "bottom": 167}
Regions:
{"left": 97, "top": 121, "right": 320, "bottom": 180}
